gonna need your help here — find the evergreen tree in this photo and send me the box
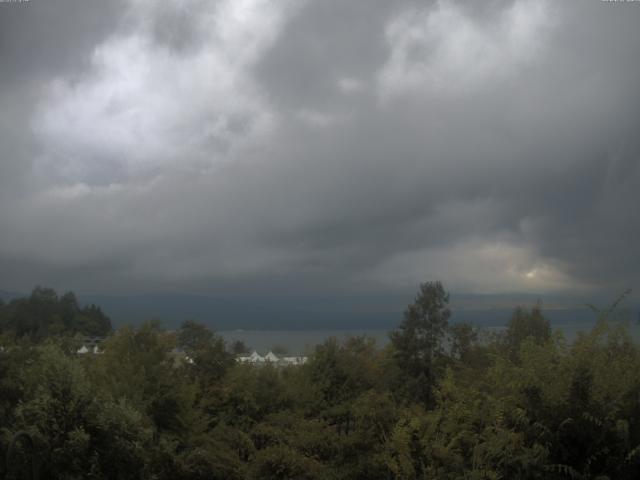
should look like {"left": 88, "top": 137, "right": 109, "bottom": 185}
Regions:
{"left": 390, "top": 281, "right": 450, "bottom": 406}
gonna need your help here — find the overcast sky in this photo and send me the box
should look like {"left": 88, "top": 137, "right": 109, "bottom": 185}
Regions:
{"left": 1, "top": 0, "right": 639, "bottom": 306}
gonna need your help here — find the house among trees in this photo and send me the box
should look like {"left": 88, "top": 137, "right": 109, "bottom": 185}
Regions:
{"left": 237, "top": 350, "right": 307, "bottom": 366}
{"left": 76, "top": 335, "right": 105, "bottom": 354}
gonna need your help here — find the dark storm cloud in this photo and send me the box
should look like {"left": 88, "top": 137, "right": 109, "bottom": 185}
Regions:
{"left": 0, "top": 0, "right": 639, "bottom": 302}
{"left": 255, "top": 0, "right": 405, "bottom": 110}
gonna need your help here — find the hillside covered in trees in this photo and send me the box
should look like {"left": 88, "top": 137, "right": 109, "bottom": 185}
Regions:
{"left": 1, "top": 283, "right": 639, "bottom": 479}
{"left": 0, "top": 287, "right": 112, "bottom": 340}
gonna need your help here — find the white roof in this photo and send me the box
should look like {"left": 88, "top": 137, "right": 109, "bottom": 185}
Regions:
{"left": 235, "top": 351, "right": 308, "bottom": 365}
{"left": 249, "top": 351, "right": 264, "bottom": 362}
{"left": 283, "top": 356, "right": 308, "bottom": 365}
{"left": 264, "top": 351, "right": 279, "bottom": 362}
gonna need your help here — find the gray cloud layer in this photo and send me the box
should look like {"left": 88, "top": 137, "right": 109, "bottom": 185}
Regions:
{"left": 1, "top": 0, "right": 639, "bottom": 304}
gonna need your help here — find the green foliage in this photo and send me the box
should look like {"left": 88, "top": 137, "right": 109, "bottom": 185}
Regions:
{"left": 10, "top": 345, "right": 151, "bottom": 479}
{"left": 449, "top": 322, "right": 480, "bottom": 365}
{"left": 390, "top": 281, "right": 451, "bottom": 405}
{"left": 249, "top": 444, "right": 332, "bottom": 480}
{"left": 0, "top": 287, "right": 112, "bottom": 340}
{"left": 178, "top": 320, "right": 234, "bottom": 385}
{"left": 306, "top": 336, "right": 382, "bottom": 410}
{"left": 215, "top": 363, "right": 294, "bottom": 428}
{"left": 0, "top": 284, "right": 639, "bottom": 479}
{"left": 503, "top": 303, "right": 551, "bottom": 359}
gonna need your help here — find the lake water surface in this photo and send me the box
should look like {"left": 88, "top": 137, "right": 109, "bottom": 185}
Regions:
{"left": 219, "top": 309, "right": 640, "bottom": 354}
{"left": 220, "top": 320, "right": 640, "bottom": 355}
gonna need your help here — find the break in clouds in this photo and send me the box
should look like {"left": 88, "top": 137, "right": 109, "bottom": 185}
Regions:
{"left": 0, "top": 0, "right": 639, "bottom": 301}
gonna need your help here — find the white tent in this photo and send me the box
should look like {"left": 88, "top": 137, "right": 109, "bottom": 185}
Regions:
{"left": 235, "top": 350, "right": 307, "bottom": 366}
{"left": 264, "top": 351, "right": 279, "bottom": 362}
{"left": 249, "top": 351, "right": 265, "bottom": 363}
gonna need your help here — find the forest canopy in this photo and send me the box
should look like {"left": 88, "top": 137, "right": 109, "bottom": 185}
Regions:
{"left": 0, "top": 286, "right": 112, "bottom": 340}
{"left": 0, "top": 283, "right": 639, "bottom": 479}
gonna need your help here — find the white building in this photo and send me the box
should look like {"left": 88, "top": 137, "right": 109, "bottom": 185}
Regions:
{"left": 264, "top": 351, "right": 279, "bottom": 362}
{"left": 238, "top": 351, "right": 265, "bottom": 363}
{"left": 237, "top": 350, "right": 307, "bottom": 367}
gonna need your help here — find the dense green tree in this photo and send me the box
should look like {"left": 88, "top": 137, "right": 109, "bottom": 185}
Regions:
{"left": 11, "top": 345, "right": 151, "bottom": 479}
{"left": 178, "top": 320, "right": 234, "bottom": 387}
{"left": 449, "top": 322, "right": 479, "bottom": 365}
{"left": 0, "top": 287, "right": 112, "bottom": 340}
{"left": 0, "top": 283, "right": 638, "bottom": 479}
{"left": 216, "top": 363, "right": 294, "bottom": 428}
{"left": 178, "top": 320, "right": 215, "bottom": 351}
{"left": 307, "top": 336, "right": 381, "bottom": 407}
{"left": 389, "top": 281, "right": 451, "bottom": 406}
{"left": 503, "top": 303, "right": 551, "bottom": 358}
{"left": 90, "top": 321, "right": 200, "bottom": 438}
{"left": 248, "top": 445, "right": 331, "bottom": 480}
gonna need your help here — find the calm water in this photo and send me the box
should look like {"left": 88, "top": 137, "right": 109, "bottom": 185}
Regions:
{"left": 220, "top": 320, "right": 640, "bottom": 355}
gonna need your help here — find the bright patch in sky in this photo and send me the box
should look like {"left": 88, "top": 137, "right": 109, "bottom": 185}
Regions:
{"left": 32, "top": 0, "right": 294, "bottom": 186}
{"left": 379, "top": 0, "right": 553, "bottom": 98}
